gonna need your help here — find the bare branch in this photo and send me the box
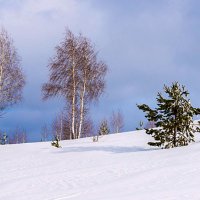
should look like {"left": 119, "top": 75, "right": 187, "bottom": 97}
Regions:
{"left": 0, "top": 27, "right": 25, "bottom": 113}
{"left": 42, "top": 29, "right": 107, "bottom": 139}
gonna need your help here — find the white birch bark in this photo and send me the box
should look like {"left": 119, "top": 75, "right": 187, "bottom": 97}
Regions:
{"left": 71, "top": 61, "right": 76, "bottom": 139}
{"left": 60, "top": 112, "right": 63, "bottom": 140}
{"left": 78, "top": 76, "right": 86, "bottom": 138}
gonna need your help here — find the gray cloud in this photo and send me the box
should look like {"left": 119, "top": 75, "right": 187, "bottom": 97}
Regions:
{"left": 0, "top": 0, "right": 200, "bottom": 140}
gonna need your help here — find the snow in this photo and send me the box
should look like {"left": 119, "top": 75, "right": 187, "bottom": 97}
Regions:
{"left": 1, "top": 130, "right": 200, "bottom": 200}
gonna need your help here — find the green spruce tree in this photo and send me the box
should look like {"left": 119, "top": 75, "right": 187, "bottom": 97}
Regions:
{"left": 51, "top": 135, "right": 61, "bottom": 148}
{"left": 137, "top": 82, "right": 200, "bottom": 148}
{"left": 98, "top": 120, "right": 110, "bottom": 136}
{"left": 0, "top": 132, "right": 8, "bottom": 145}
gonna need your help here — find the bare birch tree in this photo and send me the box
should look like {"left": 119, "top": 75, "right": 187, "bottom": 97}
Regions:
{"left": 52, "top": 112, "right": 65, "bottom": 140}
{"left": 51, "top": 103, "right": 94, "bottom": 140}
{"left": 41, "top": 124, "right": 49, "bottom": 141}
{"left": 0, "top": 28, "right": 25, "bottom": 116}
{"left": 9, "top": 127, "right": 27, "bottom": 144}
{"left": 42, "top": 29, "right": 107, "bottom": 139}
{"left": 110, "top": 110, "right": 124, "bottom": 133}
{"left": 145, "top": 121, "right": 156, "bottom": 129}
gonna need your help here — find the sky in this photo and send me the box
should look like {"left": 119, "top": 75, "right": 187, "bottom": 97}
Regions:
{"left": 1, "top": 0, "right": 200, "bottom": 141}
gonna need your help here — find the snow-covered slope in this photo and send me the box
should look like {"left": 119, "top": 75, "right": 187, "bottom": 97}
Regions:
{"left": 1, "top": 130, "right": 200, "bottom": 200}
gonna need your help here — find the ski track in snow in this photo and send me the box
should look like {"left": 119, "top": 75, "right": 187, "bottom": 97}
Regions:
{"left": 1, "top": 130, "right": 200, "bottom": 200}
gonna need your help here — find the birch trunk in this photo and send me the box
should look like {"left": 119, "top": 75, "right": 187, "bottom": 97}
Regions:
{"left": 78, "top": 77, "right": 86, "bottom": 139}
{"left": 60, "top": 112, "right": 63, "bottom": 140}
{"left": 0, "top": 48, "right": 4, "bottom": 90}
{"left": 71, "top": 62, "right": 76, "bottom": 139}
{"left": 0, "top": 64, "right": 3, "bottom": 90}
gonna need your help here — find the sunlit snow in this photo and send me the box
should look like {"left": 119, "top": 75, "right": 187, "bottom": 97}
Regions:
{"left": 1, "top": 130, "right": 200, "bottom": 200}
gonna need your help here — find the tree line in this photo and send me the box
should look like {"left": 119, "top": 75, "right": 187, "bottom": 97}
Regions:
{"left": 1, "top": 27, "right": 200, "bottom": 149}
{"left": 41, "top": 110, "right": 124, "bottom": 142}
{"left": 0, "top": 27, "right": 124, "bottom": 144}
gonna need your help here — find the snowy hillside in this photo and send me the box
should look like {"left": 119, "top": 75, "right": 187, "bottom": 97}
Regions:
{"left": 1, "top": 130, "right": 200, "bottom": 200}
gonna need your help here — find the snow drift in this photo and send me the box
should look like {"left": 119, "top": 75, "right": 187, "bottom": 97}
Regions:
{"left": 1, "top": 130, "right": 200, "bottom": 200}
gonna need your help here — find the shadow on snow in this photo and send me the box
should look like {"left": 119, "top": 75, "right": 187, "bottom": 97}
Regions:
{"left": 54, "top": 145, "right": 158, "bottom": 154}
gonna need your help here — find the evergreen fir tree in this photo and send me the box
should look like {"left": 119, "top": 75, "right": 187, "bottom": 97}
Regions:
{"left": 51, "top": 135, "right": 61, "bottom": 148}
{"left": 98, "top": 120, "right": 110, "bottom": 136}
{"left": 137, "top": 82, "right": 200, "bottom": 148}
{"left": 0, "top": 133, "right": 8, "bottom": 145}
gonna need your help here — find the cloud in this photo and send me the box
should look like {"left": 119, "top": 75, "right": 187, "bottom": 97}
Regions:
{"left": 0, "top": 0, "right": 200, "bottom": 140}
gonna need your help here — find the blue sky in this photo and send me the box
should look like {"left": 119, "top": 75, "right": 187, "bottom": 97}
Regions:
{"left": 1, "top": 0, "right": 200, "bottom": 141}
